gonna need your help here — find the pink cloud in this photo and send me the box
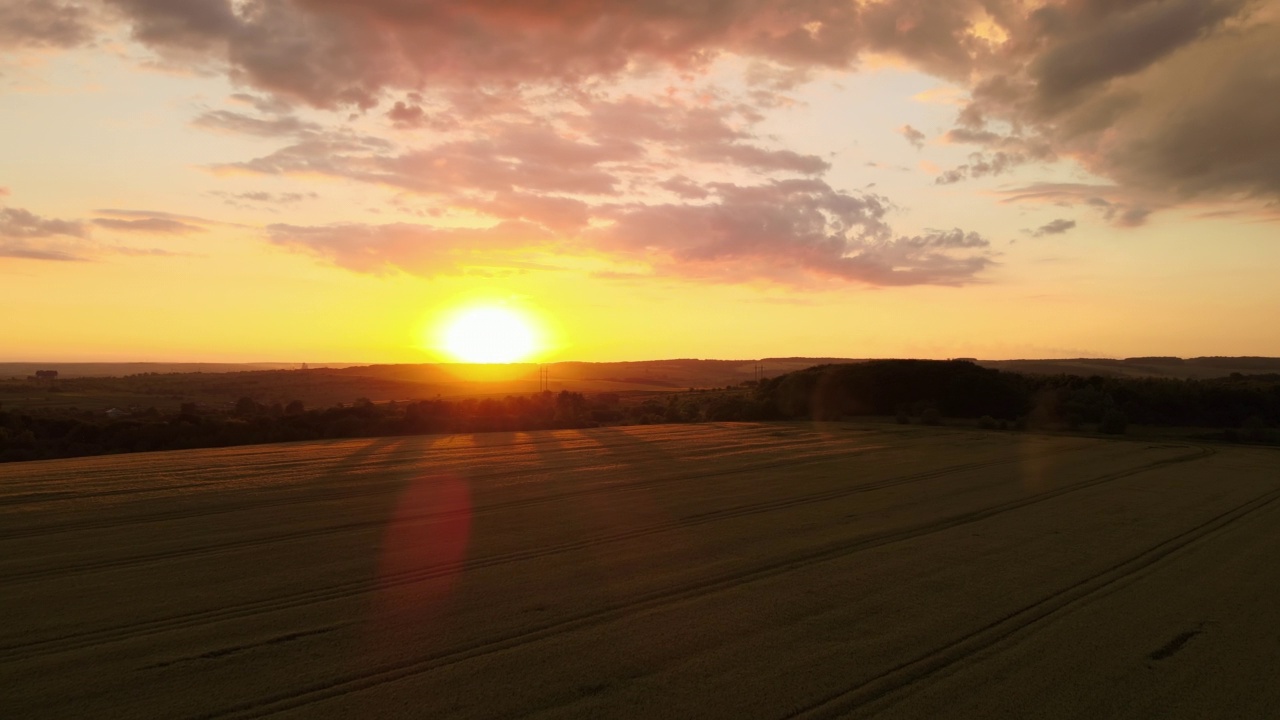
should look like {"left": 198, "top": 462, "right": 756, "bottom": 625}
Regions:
{"left": 16, "top": 0, "right": 1262, "bottom": 284}
{"left": 267, "top": 219, "right": 557, "bottom": 276}
{"left": 591, "top": 180, "right": 992, "bottom": 286}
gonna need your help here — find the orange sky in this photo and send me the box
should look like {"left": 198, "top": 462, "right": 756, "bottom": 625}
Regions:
{"left": 2, "top": 1, "right": 1278, "bottom": 363}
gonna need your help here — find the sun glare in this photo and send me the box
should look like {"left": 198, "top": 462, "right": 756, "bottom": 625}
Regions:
{"left": 439, "top": 306, "right": 539, "bottom": 363}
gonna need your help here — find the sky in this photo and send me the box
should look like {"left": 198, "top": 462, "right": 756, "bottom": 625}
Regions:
{"left": 1, "top": 0, "right": 1278, "bottom": 363}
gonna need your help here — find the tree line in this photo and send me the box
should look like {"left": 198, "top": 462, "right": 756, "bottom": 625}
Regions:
{"left": 2, "top": 360, "right": 1277, "bottom": 462}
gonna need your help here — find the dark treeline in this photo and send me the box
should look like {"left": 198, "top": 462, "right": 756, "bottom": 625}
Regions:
{"left": 764, "top": 360, "right": 1280, "bottom": 437}
{"left": 0, "top": 390, "right": 767, "bottom": 463}
{"left": 3, "top": 361, "right": 1278, "bottom": 462}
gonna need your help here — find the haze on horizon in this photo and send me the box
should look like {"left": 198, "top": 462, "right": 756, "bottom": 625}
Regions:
{"left": 2, "top": 0, "right": 1278, "bottom": 364}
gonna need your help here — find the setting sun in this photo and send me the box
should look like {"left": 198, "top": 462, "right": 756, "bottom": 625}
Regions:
{"left": 438, "top": 306, "right": 539, "bottom": 363}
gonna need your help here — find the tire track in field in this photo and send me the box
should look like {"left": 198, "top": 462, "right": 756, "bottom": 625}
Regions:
{"left": 782, "top": 447, "right": 1280, "bottom": 720}
{"left": 0, "top": 483, "right": 219, "bottom": 506}
{"left": 0, "top": 442, "right": 1068, "bottom": 659}
{"left": 0, "top": 432, "right": 851, "bottom": 541}
{"left": 0, "top": 440, "right": 893, "bottom": 584}
{"left": 185, "top": 445, "right": 1216, "bottom": 720}
{"left": 0, "top": 424, "right": 817, "bottom": 506}
{"left": 0, "top": 434, "right": 1077, "bottom": 583}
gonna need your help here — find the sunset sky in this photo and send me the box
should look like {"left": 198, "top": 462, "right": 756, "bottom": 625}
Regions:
{"left": 2, "top": 0, "right": 1278, "bottom": 363}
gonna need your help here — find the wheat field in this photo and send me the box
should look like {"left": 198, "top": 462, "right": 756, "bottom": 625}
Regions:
{"left": 2, "top": 423, "right": 1278, "bottom": 718}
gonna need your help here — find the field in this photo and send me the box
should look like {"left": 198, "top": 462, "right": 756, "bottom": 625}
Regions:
{"left": 2, "top": 423, "right": 1278, "bottom": 718}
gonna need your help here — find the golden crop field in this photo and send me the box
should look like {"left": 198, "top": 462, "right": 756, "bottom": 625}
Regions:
{"left": 2, "top": 423, "right": 1278, "bottom": 719}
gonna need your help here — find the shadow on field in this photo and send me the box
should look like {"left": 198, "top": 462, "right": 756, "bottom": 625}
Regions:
{"left": 317, "top": 436, "right": 412, "bottom": 485}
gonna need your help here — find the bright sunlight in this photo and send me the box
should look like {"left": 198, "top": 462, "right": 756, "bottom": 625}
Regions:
{"left": 438, "top": 306, "right": 539, "bottom": 363}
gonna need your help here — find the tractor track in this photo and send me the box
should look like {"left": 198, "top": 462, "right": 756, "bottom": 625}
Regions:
{"left": 0, "top": 440, "right": 1085, "bottom": 585}
{"left": 779, "top": 447, "right": 1280, "bottom": 720}
{"left": 183, "top": 444, "right": 1216, "bottom": 720}
{"left": 0, "top": 442, "right": 1091, "bottom": 659}
{"left": 0, "top": 431, "right": 859, "bottom": 541}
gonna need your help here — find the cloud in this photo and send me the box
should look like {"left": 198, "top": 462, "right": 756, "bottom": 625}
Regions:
{"left": 100, "top": 0, "right": 877, "bottom": 109}
{"left": 210, "top": 190, "right": 319, "bottom": 207}
{"left": 998, "top": 183, "right": 1158, "bottom": 227}
{"left": 1030, "top": 219, "right": 1077, "bottom": 237}
{"left": 658, "top": 176, "right": 710, "bottom": 200}
{"left": 1029, "top": 0, "right": 1244, "bottom": 101}
{"left": 55, "top": 0, "right": 1271, "bottom": 217}
{"left": 0, "top": 206, "right": 86, "bottom": 239}
{"left": 92, "top": 217, "right": 206, "bottom": 234}
{"left": 935, "top": 151, "right": 1029, "bottom": 184}
{"left": 0, "top": 0, "right": 96, "bottom": 49}
{"left": 192, "top": 110, "right": 322, "bottom": 137}
{"left": 14, "top": 0, "right": 1263, "bottom": 285}
{"left": 592, "top": 179, "right": 992, "bottom": 286}
{"left": 941, "top": 1, "right": 1277, "bottom": 211}
{"left": 266, "top": 177, "right": 993, "bottom": 287}
{"left": 94, "top": 208, "right": 222, "bottom": 224}
{"left": 267, "top": 220, "right": 557, "bottom": 276}
{"left": 0, "top": 205, "right": 89, "bottom": 261}
{"left": 899, "top": 125, "right": 926, "bottom": 150}
{"left": 1, "top": 205, "right": 202, "bottom": 261}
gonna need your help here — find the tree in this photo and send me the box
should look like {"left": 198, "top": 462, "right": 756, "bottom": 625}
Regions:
{"left": 1099, "top": 409, "right": 1128, "bottom": 435}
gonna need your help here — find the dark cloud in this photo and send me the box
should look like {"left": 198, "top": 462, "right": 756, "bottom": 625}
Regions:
{"left": 92, "top": 217, "right": 206, "bottom": 234}
{"left": 1030, "top": 0, "right": 1244, "bottom": 101}
{"left": 899, "top": 125, "right": 926, "bottom": 150}
{"left": 943, "top": 0, "right": 1277, "bottom": 211}
{"left": 1030, "top": 218, "right": 1077, "bottom": 236}
{"left": 0, "top": 0, "right": 96, "bottom": 49}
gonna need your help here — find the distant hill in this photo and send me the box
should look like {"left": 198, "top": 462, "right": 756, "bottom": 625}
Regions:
{"left": 4, "top": 357, "right": 1279, "bottom": 415}
{"left": 977, "top": 357, "right": 1280, "bottom": 380}
{"left": 5, "top": 356, "right": 1279, "bottom": 384}
{"left": 0, "top": 362, "right": 358, "bottom": 378}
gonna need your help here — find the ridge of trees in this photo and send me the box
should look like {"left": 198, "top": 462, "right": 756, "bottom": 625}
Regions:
{"left": 2, "top": 361, "right": 1277, "bottom": 463}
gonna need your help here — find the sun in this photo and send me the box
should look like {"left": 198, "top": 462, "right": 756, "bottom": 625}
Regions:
{"left": 438, "top": 306, "right": 539, "bottom": 363}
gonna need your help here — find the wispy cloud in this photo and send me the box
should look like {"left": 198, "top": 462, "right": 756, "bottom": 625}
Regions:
{"left": 1029, "top": 219, "right": 1077, "bottom": 237}
{"left": 1, "top": 204, "right": 202, "bottom": 261}
{"left": 92, "top": 217, "right": 206, "bottom": 234}
{"left": 899, "top": 125, "right": 926, "bottom": 150}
